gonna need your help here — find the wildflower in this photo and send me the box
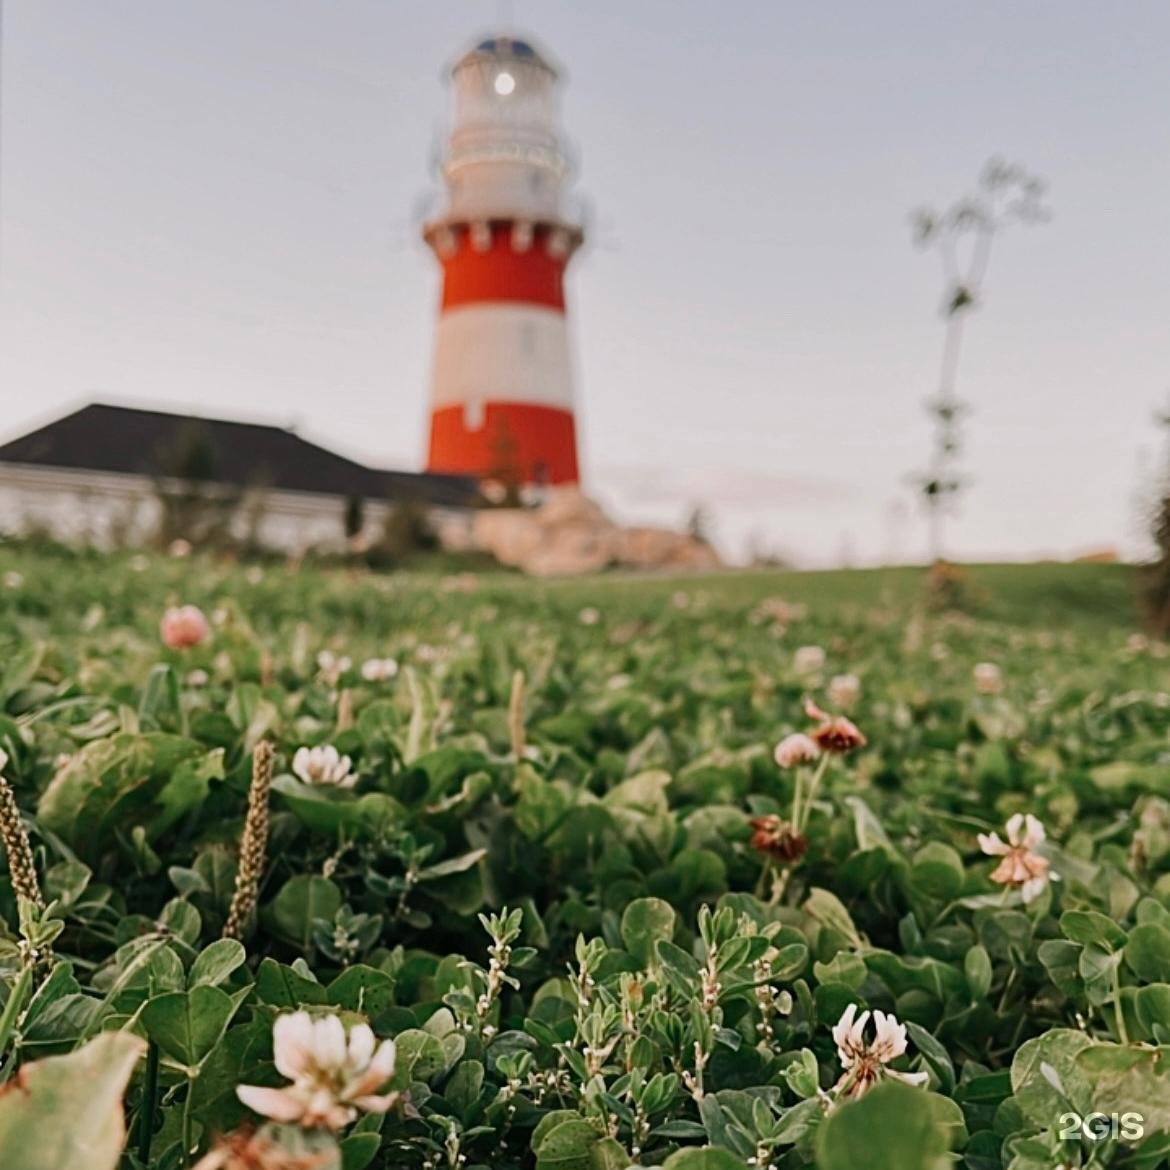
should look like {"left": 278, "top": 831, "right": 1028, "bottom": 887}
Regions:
{"left": 186, "top": 668, "right": 210, "bottom": 688}
{"left": 292, "top": 745, "right": 355, "bottom": 789}
{"left": 1126, "top": 633, "right": 1148, "bottom": 654}
{"left": 804, "top": 699, "right": 866, "bottom": 754}
{"left": 3, "top": 571, "right": 23, "bottom": 589}
{"left": 578, "top": 607, "right": 600, "bottom": 626}
{"left": 168, "top": 538, "right": 193, "bottom": 558}
{"left": 973, "top": 662, "right": 1003, "bottom": 695}
{"left": 236, "top": 1011, "right": 398, "bottom": 1130}
{"left": 978, "top": 813, "right": 1057, "bottom": 903}
{"left": 832, "top": 1004, "right": 928, "bottom": 1100}
{"left": 749, "top": 814, "right": 808, "bottom": 862}
{"left": 246, "top": 566, "right": 265, "bottom": 585}
{"left": 160, "top": 605, "right": 210, "bottom": 649}
{"left": 773, "top": 733, "right": 820, "bottom": 769}
{"left": 316, "top": 650, "right": 352, "bottom": 687}
{"left": 223, "top": 741, "right": 275, "bottom": 941}
{"left": 360, "top": 657, "right": 399, "bottom": 683}
{"left": 793, "top": 645, "right": 826, "bottom": 674}
{"left": 827, "top": 673, "right": 861, "bottom": 710}
{"left": 0, "top": 748, "right": 45, "bottom": 911}
{"left": 193, "top": 1126, "right": 332, "bottom": 1170}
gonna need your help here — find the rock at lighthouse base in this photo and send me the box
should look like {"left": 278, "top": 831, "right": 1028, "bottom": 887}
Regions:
{"left": 470, "top": 488, "right": 723, "bottom": 577}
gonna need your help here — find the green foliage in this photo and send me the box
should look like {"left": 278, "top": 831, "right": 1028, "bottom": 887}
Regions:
{"left": 816, "top": 1082, "right": 960, "bottom": 1170}
{"left": 0, "top": 1032, "right": 145, "bottom": 1170}
{"left": 0, "top": 551, "right": 1164, "bottom": 1168}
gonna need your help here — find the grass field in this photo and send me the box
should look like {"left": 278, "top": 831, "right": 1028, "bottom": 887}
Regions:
{"left": 0, "top": 548, "right": 1166, "bottom": 1170}
{"left": 0, "top": 546, "right": 1142, "bottom": 635}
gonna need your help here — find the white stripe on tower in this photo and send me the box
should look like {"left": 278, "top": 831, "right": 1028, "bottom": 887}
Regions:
{"left": 430, "top": 304, "right": 573, "bottom": 424}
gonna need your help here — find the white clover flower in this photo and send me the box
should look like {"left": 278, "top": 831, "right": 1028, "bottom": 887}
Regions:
{"left": 292, "top": 745, "right": 356, "bottom": 789}
{"left": 978, "top": 813, "right": 1058, "bottom": 903}
{"left": 578, "top": 607, "right": 600, "bottom": 626}
{"left": 3, "top": 570, "right": 24, "bottom": 589}
{"left": 773, "top": 733, "right": 820, "bottom": 769}
{"left": 316, "top": 650, "right": 352, "bottom": 686}
{"left": 236, "top": 1011, "right": 398, "bottom": 1131}
{"left": 827, "top": 673, "right": 861, "bottom": 709}
{"left": 793, "top": 645, "right": 826, "bottom": 675}
{"left": 973, "top": 662, "right": 1003, "bottom": 695}
{"left": 832, "top": 1003, "right": 928, "bottom": 1100}
{"left": 185, "top": 668, "right": 210, "bottom": 688}
{"left": 360, "top": 657, "right": 399, "bottom": 683}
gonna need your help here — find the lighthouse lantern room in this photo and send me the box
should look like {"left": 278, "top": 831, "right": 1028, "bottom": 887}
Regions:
{"left": 423, "top": 35, "right": 584, "bottom": 487}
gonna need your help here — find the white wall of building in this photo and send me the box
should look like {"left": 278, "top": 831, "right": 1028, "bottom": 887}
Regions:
{"left": 0, "top": 463, "right": 472, "bottom": 554}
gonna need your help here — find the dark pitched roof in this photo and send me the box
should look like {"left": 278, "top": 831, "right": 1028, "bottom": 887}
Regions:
{"left": 0, "top": 403, "right": 479, "bottom": 508}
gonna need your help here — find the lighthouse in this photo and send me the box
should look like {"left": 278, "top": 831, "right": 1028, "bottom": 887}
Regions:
{"left": 422, "top": 35, "right": 584, "bottom": 488}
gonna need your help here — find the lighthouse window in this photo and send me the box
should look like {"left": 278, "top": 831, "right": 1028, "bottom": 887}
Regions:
{"left": 494, "top": 71, "right": 516, "bottom": 96}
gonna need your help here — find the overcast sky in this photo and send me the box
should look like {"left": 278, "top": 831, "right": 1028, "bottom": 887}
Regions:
{"left": 1, "top": 1, "right": 1168, "bottom": 565}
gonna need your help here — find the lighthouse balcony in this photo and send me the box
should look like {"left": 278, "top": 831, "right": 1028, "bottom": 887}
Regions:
{"left": 422, "top": 215, "right": 583, "bottom": 259}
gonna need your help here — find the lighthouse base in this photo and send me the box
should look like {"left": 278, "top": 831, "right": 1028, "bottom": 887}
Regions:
{"left": 468, "top": 487, "right": 724, "bottom": 577}
{"left": 427, "top": 402, "right": 579, "bottom": 486}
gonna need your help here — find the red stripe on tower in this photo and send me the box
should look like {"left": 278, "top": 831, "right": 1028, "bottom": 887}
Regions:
{"left": 422, "top": 35, "right": 584, "bottom": 487}
{"left": 439, "top": 224, "right": 566, "bottom": 311}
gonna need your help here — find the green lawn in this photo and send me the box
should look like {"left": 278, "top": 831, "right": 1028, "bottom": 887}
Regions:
{"left": 0, "top": 546, "right": 1164, "bottom": 1170}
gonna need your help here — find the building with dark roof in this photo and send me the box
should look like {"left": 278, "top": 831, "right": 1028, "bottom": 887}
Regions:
{"left": 0, "top": 402, "right": 480, "bottom": 552}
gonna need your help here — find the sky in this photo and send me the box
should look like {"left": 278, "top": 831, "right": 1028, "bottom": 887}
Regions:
{"left": 1, "top": 1, "right": 1168, "bottom": 566}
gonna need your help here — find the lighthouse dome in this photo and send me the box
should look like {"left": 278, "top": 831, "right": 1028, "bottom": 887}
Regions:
{"left": 475, "top": 37, "right": 536, "bottom": 56}
{"left": 455, "top": 34, "right": 557, "bottom": 77}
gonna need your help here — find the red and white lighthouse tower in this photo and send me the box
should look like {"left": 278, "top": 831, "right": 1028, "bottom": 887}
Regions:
{"left": 422, "top": 35, "right": 584, "bottom": 487}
